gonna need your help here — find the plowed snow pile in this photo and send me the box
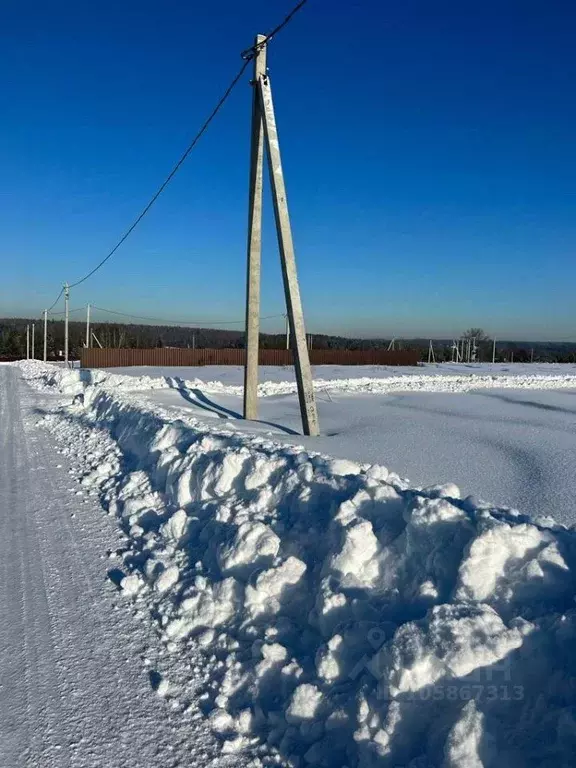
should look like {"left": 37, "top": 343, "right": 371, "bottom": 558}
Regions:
{"left": 21, "top": 359, "right": 576, "bottom": 398}
{"left": 18, "top": 361, "right": 576, "bottom": 767}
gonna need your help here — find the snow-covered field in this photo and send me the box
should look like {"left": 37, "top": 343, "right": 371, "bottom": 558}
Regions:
{"left": 4, "top": 359, "right": 575, "bottom": 766}
{"left": 62, "top": 362, "right": 576, "bottom": 524}
{"left": 100, "top": 362, "right": 576, "bottom": 397}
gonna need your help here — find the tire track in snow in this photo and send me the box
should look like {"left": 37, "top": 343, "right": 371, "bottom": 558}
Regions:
{"left": 0, "top": 366, "right": 247, "bottom": 768}
{"left": 0, "top": 367, "right": 67, "bottom": 766}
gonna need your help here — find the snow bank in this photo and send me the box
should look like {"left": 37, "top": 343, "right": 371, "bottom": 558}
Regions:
{"left": 17, "top": 359, "right": 576, "bottom": 399}
{"left": 20, "top": 360, "right": 576, "bottom": 766}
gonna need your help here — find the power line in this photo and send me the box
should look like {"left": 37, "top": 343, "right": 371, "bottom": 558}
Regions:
{"left": 91, "top": 305, "right": 284, "bottom": 327}
{"left": 68, "top": 60, "right": 251, "bottom": 289}
{"left": 48, "top": 306, "right": 86, "bottom": 317}
{"left": 48, "top": 0, "right": 310, "bottom": 294}
{"left": 46, "top": 287, "right": 64, "bottom": 313}
{"left": 241, "top": 0, "right": 308, "bottom": 59}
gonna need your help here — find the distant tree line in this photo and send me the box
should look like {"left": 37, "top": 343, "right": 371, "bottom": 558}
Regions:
{"left": 1, "top": 318, "right": 575, "bottom": 363}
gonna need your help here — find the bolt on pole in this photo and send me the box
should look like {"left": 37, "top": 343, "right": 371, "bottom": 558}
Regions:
{"left": 43, "top": 310, "right": 48, "bottom": 362}
{"left": 258, "top": 71, "right": 319, "bottom": 436}
{"left": 243, "top": 35, "right": 267, "bottom": 421}
{"left": 64, "top": 282, "right": 70, "bottom": 365}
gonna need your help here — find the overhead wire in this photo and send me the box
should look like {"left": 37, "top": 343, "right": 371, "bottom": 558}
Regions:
{"left": 47, "top": 306, "right": 86, "bottom": 317}
{"left": 46, "top": 286, "right": 65, "bottom": 313}
{"left": 52, "top": 0, "right": 309, "bottom": 293}
{"left": 241, "top": 0, "right": 308, "bottom": 59}
{"left": 68, "top": 60, "right": 251, "bottom": 289}
{"left": 90, "top": 305, "right": 284, "bottom": 327}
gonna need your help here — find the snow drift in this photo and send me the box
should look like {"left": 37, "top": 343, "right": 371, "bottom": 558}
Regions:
{"left": 19, "top": 358, "right": 576, "bottom": 399}
{"left": 19, "top": 361, "right": 576, "bottom": 766}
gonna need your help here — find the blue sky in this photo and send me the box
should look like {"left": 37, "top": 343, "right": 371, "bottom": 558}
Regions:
{"left": 1, "top": 0, "right": 574, "bottom": 340}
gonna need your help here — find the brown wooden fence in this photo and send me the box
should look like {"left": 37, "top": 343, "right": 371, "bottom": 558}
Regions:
{"left": 80, "top": 347, "right": 421, "bottom": 369}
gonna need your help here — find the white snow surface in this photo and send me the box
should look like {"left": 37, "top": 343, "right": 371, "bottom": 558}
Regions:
{"left": 23, "top": 360, "right": 576, "bottom": 523}
{"left": 101, "top": 362, "right": 576, "bottom": 398}
{"left": 11, "top": 359, "right": 576, "bottom": 766}
{"left": 25, "top": 361, "right": 576, "bottom": 398}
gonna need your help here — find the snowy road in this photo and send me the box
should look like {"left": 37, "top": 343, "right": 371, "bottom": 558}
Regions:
{"left": 0, "top": 367, "right": 234, "bottom": 768}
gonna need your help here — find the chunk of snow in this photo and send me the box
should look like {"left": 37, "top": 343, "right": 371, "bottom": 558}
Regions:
{"left": 286, "top": 684, "right": 322, "bottom": 723}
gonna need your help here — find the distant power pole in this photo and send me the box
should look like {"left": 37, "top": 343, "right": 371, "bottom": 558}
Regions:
{"left": 64, "top": 282, "right": 70, "bottom": 365}
{"left": 85, "top": 304, "right": 91, "bottom": 348}
{"left": 43, "top": 310, "right": 48, "bottom": 362}
{"left": 428, "top": 340, "right": 435, "bottom": 364}
{"left": 387, "top": 339, "right": 396, "bottom": 351}
{"left": 31, "top": 323, "right": 35, "bottom": 359}
{"left": 530, "top": 348, "right": 534, "bottom": 363}
{"left": 91, "top": 332, "right": 103, "bottom": 349}
{"left": 243, "top": 36, "right": 319, "bottom": 436}
{"left": 26, "top": 325, "right": 30, "bottom": 360}
{"left": 492, "top": 338, "right": 496, "bottom": 364}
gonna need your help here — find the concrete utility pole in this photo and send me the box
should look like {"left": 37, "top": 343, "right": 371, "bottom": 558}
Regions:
{"left": 91, "top": 332, "right": 103, "bottom": 349}
{"left": 64, "top": 282, "right": 70, "bottom": 365}
{"left": 492, "top": 338, "right": 496, "bottom": 364}
{"left": 85, "top": 304, "right": 91, "bottom": 348}
{"left": 258, "top": 70, "right": 319, "bottom": 435}
{"left": 243, "top": 35, "right": 267, "bottom": 422}
{"left": 31, "top": 324, "right": 35, "bottom": 359}
{"left": 43, "top": 310, "right": 48, "bottom": 362}
{"left": 428, "top": 340, "right": 435, "bottom": 364}
{"left": 26, "top": 325, "right": 30, "bottom": 359}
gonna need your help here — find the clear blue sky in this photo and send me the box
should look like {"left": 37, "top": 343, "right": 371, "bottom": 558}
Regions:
{"left": 1, "top": 0, "right": 574, "bottom": 340}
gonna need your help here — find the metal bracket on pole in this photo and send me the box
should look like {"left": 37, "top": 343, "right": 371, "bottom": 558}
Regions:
{"left": 258, "top": 71, "right": 319, "bottom": 436}
{"left": 243, "top": 34, "right": 267, "bottom": 421}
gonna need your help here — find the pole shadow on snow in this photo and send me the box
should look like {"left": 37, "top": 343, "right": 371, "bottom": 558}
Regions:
{"left": 166, "top": 377, "right": 299, "bottom": 435}
{"left": 479, "top": 391, "right": 576, "bottom": 417}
